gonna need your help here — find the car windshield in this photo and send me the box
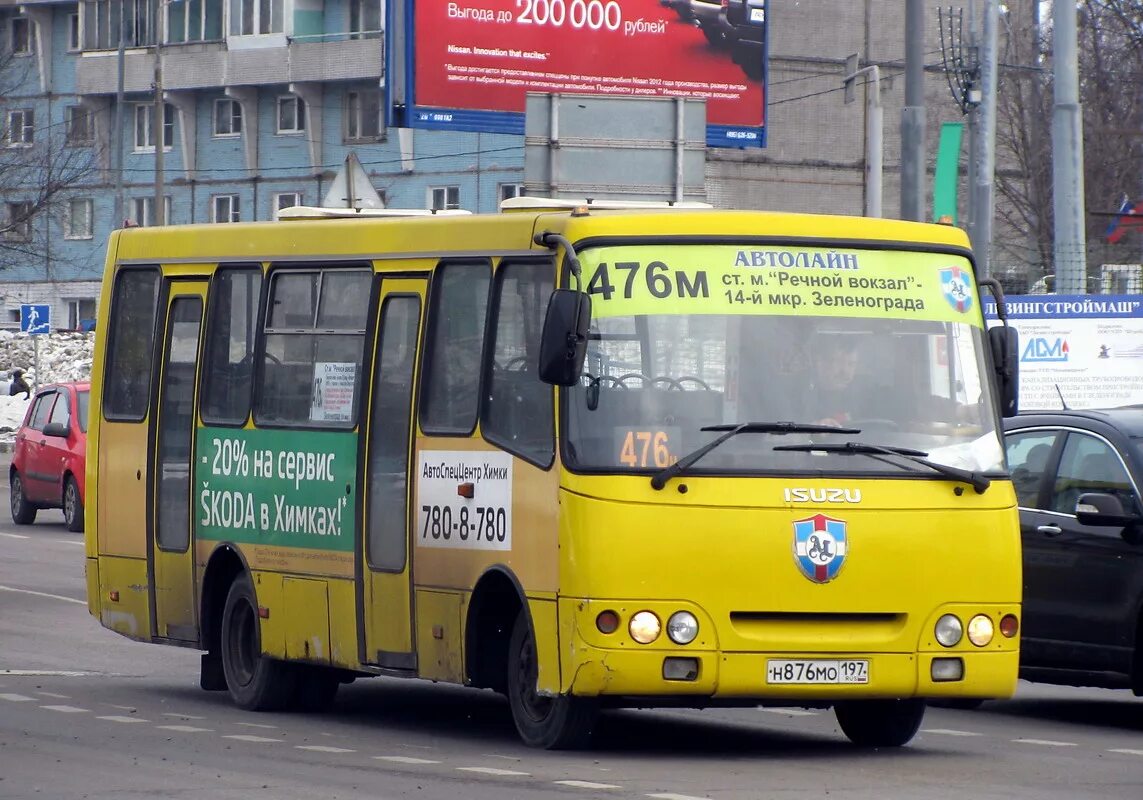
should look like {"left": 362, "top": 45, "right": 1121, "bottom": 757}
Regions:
{"left": 77, "top": 389, "right": 89, "bottom": 433}
{"left": 563, "top": 242, "right": 1004, "bottom": 477}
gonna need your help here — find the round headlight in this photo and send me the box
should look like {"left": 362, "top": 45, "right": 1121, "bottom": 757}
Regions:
{"left": 967, "top": 614, "right": 994, "bottom": 646}
{"left": 629, "top": 611, "right": 661, "bottom": 644}
{"left": 935, "top": 614, "right": 963, "bottom": 647}
{"left": 666, "top": 611, "right": 699, "bottom": 645}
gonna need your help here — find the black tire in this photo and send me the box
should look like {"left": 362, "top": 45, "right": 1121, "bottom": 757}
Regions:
{"left": 10, "top": 472, "right": 37, "bottom": 525}
{"left": 835, "top": 699, "right": 926, "bottom": 747}
{"left": 507, "top": 613, "right": 597, "bottom": 749}
{"left": 291, "top": 665, "right": 341, "bottom": 712}
{"left": 63, "top": 477, "right": 84, "bottom": 532}
{"left": 220, "top": 575, "right": 296, "bottom": 711}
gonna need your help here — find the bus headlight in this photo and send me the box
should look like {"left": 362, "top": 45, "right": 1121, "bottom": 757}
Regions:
{"left": 967, "top": 614, "right": 994, "bottom": 646}
{"left": 629, "top": 611, "right": 661, "bottom": 644}
{"left": 666, "top": 611, "right": 699, "bottom": 645}
{"left": 935, "top": 614, "right": 963, "bottom": 647}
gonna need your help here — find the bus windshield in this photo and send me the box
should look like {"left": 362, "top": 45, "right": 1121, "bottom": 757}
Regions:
{"left": 564, "top": 242, "right": 1004, "bottom": 477}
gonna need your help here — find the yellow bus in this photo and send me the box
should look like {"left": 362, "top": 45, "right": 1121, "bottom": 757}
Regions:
{"left": 85, "top": 198, "right": 1022, "bottom": 749}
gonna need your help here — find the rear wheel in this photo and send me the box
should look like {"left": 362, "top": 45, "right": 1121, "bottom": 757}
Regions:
{"left": 835, "top": 699, "right": 926, "bottom": 747}
{"left": 63, "top": 477, "right": 84, "bottom": 532}
{"left": 507, "top": 613, "right": 597, "bottom": 749}
{"left": 10, "top": 472, "right": 37, "bottom": 525}
{"left": 220, "top": 575, "right": 296, "bottom": 710}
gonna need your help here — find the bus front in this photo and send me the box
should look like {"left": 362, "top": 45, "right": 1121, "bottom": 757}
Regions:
{"left": 552, "top": 238, "right": 1020, "bottom": 747}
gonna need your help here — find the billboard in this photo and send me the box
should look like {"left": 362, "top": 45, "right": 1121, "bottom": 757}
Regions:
{"left": 388, "top": 0, "right": 768, "bottom": 147}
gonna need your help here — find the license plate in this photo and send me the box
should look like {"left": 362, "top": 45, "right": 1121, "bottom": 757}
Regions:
{"left": 766, "top": 659, "right": 869, "bottom": 684}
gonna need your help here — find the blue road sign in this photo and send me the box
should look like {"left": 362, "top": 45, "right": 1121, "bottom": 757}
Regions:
{"left": 20, "top": 304, "right": 51, "bottom": 335}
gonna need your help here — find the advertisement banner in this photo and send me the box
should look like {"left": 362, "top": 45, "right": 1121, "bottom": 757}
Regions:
{"left": 984, "top": 295, "right": 1143, "bottom": 409}
{"left": 403, "top": 0, "right": 767, "bottom": 146}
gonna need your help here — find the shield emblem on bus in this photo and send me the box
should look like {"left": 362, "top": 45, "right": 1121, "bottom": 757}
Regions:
{"left": 792, "top": 514, "right": 848, "bottom": 584}
{"left": 939, "top": 266, "right": 974, "bottom": 314}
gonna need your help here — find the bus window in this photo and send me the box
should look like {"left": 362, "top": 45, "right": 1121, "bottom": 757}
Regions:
{"left": 103, "top": 268, "right": 161, "bottom": 420}
{"left": 482, "top": 261, "right": 555, "bottom": 466}
{"left": 255, "top": 267, "right": 372, "bottom": 427}
{"left": 201, "top": 266, "right": 262, "bottom": 425}
{"left": 420, "top": 261, "right": 491, "bottom": 434}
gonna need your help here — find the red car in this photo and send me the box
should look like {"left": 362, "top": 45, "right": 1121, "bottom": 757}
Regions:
{"left": 10, "top": 381, "right": 89, "bottom": 532}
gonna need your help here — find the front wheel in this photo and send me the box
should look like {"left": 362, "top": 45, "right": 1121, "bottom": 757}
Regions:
{"left": 63, "top": 477, "right": 84, "bottom": 532}
{"left": 10, "top": 472, "right": 37, "bottom": 525}
{"left": 220, "top": 575, "right": 296, "bottom": 710}
{"left": 507, "top": 613, "right": 597, "bottom": 749}
{"left": 835, "top": 699, "right": 925, "bottom": 747}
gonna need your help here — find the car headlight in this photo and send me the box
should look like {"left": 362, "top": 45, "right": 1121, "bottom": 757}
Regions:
{"left": 967, "top": 614, "right": 994, "bottom": 646}
{"left": 666, "top": 611, "right": 699, "bottom": 645}
{"left": 935, "top": 614, "right": 963, "bottom": 647}
{"left": 629, "top": 611, "right": 661, "bottom": 644}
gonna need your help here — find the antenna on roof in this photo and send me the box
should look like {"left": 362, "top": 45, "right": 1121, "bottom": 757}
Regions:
{"left": 1054, "top": 384, "right": 1070, "bottom": 411}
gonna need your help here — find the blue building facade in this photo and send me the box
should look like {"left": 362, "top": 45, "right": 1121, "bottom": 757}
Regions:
{"left": 0, "top": 0, "right": 525, "bottom": 327}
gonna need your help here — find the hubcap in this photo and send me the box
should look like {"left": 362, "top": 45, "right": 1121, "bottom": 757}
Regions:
{"left": 11, "top": 477, "right": 22, "bottom": 514}
{"left": 65, "top": 485, "right": 76, "bottom": 520}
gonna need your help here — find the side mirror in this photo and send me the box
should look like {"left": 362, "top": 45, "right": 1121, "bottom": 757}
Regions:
{"left": 988, "top": 325, "right": 1019, "bottom": 417}
{"left": 538, "top": 289, "right": 591, "bottom": 387}
{"left": 42, "top": 421, "right": 70, "bottom": 438}
{"left": 1075, "top": 492, "right": 1141, "bottom": 529}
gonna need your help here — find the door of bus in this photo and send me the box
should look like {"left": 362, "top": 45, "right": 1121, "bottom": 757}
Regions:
{"left": 359, "top": 278, "right": 426, "bottom": 669}
{"left": 150, "top": 282, "right": 206, "bottom": 642}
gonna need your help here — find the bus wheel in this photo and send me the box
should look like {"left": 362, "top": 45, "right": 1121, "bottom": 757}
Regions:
{"left": 835, "top": 699, "right": 925, "bottom": 747}
{"left": 506, "top": 613, "right": 597, "bottom": 749}
{"left": 220, "top": 575, "right": 296, "bottom": 711}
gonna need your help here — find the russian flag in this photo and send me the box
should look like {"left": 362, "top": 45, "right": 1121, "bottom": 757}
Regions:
{"left": 1106, "top": 196, "right": 1143, "bottom": 244}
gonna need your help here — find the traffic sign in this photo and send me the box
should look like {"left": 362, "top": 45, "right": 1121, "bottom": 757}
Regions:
{"left": 20, "top": 304, "right": 51, "bottom": 334}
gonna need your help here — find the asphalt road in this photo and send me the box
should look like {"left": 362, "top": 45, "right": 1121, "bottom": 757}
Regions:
{"left": 1, "top": 490, "right": 1141, "bottom": 800}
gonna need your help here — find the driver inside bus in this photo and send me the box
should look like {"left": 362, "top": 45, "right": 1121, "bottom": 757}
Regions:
{"left": 806, "top": 335, "right": 865, "bottom": 427}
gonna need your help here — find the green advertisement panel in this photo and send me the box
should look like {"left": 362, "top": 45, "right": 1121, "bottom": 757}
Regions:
{"left": 579, "top": 245, "right": 982, "bottom": 328}
{"left": 195, "top": 427, "right": 358, "bottom": 551}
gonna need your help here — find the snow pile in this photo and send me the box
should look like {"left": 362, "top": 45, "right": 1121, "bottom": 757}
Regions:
{"left": 0, "top": 331, "right": 94, "bottom": 445}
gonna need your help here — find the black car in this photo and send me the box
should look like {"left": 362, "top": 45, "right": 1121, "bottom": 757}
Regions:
{"left": 1002, "top": 407, "right": 1143, "bottom": 694}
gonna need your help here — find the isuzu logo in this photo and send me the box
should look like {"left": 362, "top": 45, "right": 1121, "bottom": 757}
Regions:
{"left": 783, "top": 487, "right": 862, "bottom": 503}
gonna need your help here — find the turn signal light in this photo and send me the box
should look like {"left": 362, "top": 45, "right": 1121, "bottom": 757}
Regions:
{"left": 999, "top": 614, "right": 1019, "bottom": 638}
{"left": 595, "top": 610, "right": 620, "bottom": 634}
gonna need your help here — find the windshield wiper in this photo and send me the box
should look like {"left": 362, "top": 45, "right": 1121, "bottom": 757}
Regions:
{"left": 772, "top": 441, "right": 992, "bottom": 494}
{"left": 650, "top": 421, "right": 860, "bottom": 490}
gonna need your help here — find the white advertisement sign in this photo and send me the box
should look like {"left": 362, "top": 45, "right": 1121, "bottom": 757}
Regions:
{"left": 985, "top": 295, "right": 1143, "bottom": 410}
{"left": 416, "top": 450, "right": 513, "bottom": 550}
{"left": 310, "top": 362, "right": 357, "bottom": 422}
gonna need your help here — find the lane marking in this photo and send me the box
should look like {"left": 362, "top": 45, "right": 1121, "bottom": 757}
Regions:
{"left": 0, "top": 693, "right": 36, "bottom": 702}
{"left": 0, "top": 533, "right": 30, "bottom": 539}
{"left": 223, "top": 734, "right": 284, "bottom": 743}
{"left": 374, "top": 756, "right": 441, "bottom": 765}
{"left": 1109, "top": 749, "right": 1143, "bottom": 756}
{"left": 41, "top": 705, "right": 88, "bottom": 713}
{"left": 0, "top": 585, "right": 86, "bottom": 605}
{"left": 1012, "top": 739, "right": 1077, "bottom": 747}
{"left": 60, "top": 540, "right": 85, "bottom": 546}
{"left": 457, "top": 767, "right": 530, "bottom": 776}
{"left": 162, "top": 712, "right": 207, "bottom": 720}
{"left": 555, "top": 780, "right": 622, "bottom": 790}
{"left": 36, "top": 691, "right": 70, "bottom": 699}
{"left": 97, "top": 715, "right": 148, "bottom": 724}
{"left": 649, "top": 794, "right": 711, "bottom": 800}
{"left": 296, "top": 745, "right": 356, "bottom": 753}
{"left": 0, "top": 670, "right": 92, "bottom": 677}
{"left": 236, "top": 721, "right": 279, "bottom": 729}
{"left": 922, "top": 728, "right": 983, "bottom": 737}
{"left": 761, "top": 708, "right": 817, "bottom": 717}
{"left": 156, "top": 725, "right": 213, "bottom": 733}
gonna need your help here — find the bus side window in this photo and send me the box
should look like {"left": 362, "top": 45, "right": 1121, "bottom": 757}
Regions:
{"left": 482, "top": 260, "right": 554, "bottom": 466}
{"left": 420, "top": 260, "right": 492, "bottom": 435}
{"left": 103, "top": 268, "right": 161, "bottom": 420}
{"left": 201, "top": 265, "right": 262, "bottom": 425}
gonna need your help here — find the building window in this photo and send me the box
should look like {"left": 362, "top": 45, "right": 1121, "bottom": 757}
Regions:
{"left": 83, "top": 0, "right": 154, "bottom": 50}
{"left": 65, "top": 198, "right": 94, "bottom": 239}
{"left": 230, "top": 0, "right": 283, "bottom": 35}
{"left": 4, "top": 202, "right": 33, "bottom": 241}
{"left": 349, "top": 0, "right": 381, "bottom": 38}
{"left": 131, "top": 196, "right": 171, "bottom": 227}
{"left": 67, "top": 298, "right": 97, "bottom": 330}
{"left": 12, "top": 17, "right": 32, "bottom": 55}
{"left": 429, "top": 186, "right": 460, "bottom": 211}
{"left": 345, "top": 90, "right": 381, "bottom": 142}
{"left": 276, "top": 96, "right": 305, "bottom": 133}
{"left": 212, "top": 195, "right": 240, "bottom": 223}
{"left": 6, "top": 110, "right": 34, "bottom": 147}
{"left": 134, "top": 103, "right": 175, "bottom": 151}
{"left": 213, "top": 99, "right": 242, "bottom": 137}
{"left": 499, "top": 183, "right": 525, "bottom": 203}
{"left": 67, "top": 13, "right": 81, "bottom": 50}
{"left": 65, "top": 106, "right": 95, "bottom": 146}
{"left": 168, "top": 0, "right": 224, "bottom": 43}
{"left": 273, "top": 192, "right": 302, "bottom": 219}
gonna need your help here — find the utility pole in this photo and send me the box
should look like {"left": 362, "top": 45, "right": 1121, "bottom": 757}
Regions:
{"left": 968, "top": 0, "right": 999, "bottom": 277}
{"left": 153, "top": 0, "right": 165, "bottom": 226}
{"left": 843, "top": 54, "right": 883, "bottom": 218}
{"left": 900, "top": 0, "right": 925, "bottom": 221}
{"left": 112, "top": 0, "right": 126, "bottom": 228}
{"left": 1052, "top": 0, "right": 1087, "bottom": 292}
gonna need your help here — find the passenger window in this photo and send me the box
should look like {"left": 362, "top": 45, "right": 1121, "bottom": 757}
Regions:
{"left": 30, "top": 392, "right": 56, "bottom": 429}
{"left": 255, "top": 266, "right": 372, "bottom": 427}
{"left": 48, "top": 391, "right": 71, "bottom": 427}
{"left": 103, "top": 268, "right": 161, "bottom": 420}
{"left": 1004, "top": 431, "right": 1057, "bottom": 509}
{"left": 1050, "top": 433, "right": 1137, "bottom": 515}
{"left": 201, "top": 266, "right": 263, "bottom": 425}
{"left": 482, "top": 261, "right": 555, "bottom": 466}
{"left": 420, "top": 261, "right": 491, "bottom": 434}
